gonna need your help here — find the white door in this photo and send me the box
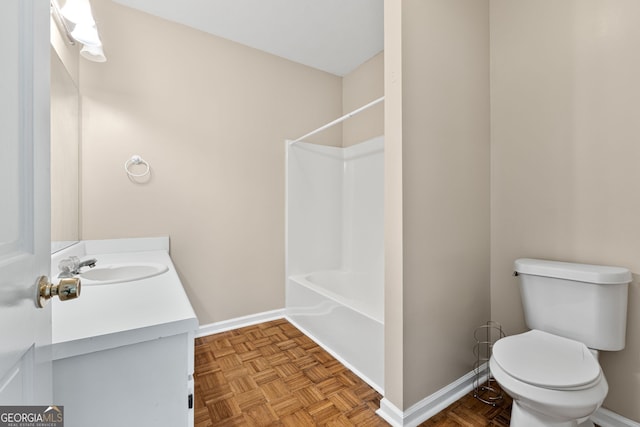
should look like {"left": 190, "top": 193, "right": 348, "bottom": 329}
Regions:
{"left": 0, "top": 0, "right": 53, "bottom": 404}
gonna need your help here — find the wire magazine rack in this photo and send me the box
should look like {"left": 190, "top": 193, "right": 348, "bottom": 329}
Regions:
{"left": 473, "top": 321, "right": 505, "bottom": 406}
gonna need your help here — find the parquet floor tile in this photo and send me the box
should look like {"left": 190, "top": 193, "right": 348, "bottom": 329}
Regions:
{"left": 194, "top": 319, "right": 514, "bottom": 426}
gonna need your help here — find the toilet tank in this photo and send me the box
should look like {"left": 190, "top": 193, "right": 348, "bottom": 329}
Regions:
{"left": 514, "top": 258, "right": 631, "bottom": 351}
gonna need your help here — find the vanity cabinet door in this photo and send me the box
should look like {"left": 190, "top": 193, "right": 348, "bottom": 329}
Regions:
{"left": 53, "top": 333, "right": 194, "bottom": 427}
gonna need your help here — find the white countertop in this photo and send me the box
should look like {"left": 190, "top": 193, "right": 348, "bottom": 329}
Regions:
{"left": 51, "top": 237, "right": 199, "bottom": 360}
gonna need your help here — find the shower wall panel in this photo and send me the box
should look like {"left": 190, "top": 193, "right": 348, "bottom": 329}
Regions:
{"left": 286, "top": 142, "right": 344, "bottom": 276}
{"left": 286, "top": 136, "right": 383, "bottom": 278}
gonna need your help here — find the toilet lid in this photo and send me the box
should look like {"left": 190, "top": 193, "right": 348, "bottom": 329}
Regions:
{"left": 492, "top": 330, "right": 601, "bottom": 389}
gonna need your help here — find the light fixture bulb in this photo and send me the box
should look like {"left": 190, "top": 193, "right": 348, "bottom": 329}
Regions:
{"left": 60, "top": 0, "right": 95, "bottom": 25}
{"left": 70, "top": 23, "right": 101, "bottom": 46}
{"left": 80, "top": 43, "right": 106, "bottom": 62}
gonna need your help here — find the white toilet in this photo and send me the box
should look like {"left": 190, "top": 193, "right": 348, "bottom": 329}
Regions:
{"left": 489, "top": 258, "right": 631, "bottom": 427}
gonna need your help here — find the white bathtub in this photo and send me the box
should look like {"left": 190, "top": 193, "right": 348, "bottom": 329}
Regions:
{"left": 286, "top": 270, "right": 384, "bottom": 392}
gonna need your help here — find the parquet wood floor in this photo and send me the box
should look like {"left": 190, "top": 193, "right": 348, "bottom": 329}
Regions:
{"left": 417, "top": 385, "right": 511, "bottom": 427}
{"left": 194, "top": 319, "right": 513, "bottom": 426}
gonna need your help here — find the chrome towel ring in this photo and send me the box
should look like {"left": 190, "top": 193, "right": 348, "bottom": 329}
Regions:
{"left": 124, "top": 155, "right": 150, "bottom": 178}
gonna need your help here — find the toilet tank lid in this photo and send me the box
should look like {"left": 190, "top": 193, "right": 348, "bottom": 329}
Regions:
{"left": 514, "top": 258, "right": 631, "bottom": 285}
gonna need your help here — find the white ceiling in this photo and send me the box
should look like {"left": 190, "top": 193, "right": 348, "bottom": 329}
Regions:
{"left": 111, "top": 0, "right": 384, "bottom": 76}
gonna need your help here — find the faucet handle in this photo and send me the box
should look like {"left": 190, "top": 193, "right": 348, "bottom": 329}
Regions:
{"left": 58, "top": 256, "right": 79, "bottom": 276}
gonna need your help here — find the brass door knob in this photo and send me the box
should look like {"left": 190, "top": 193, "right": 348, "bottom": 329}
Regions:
{"left": 37, "top": 276, "right": 81, "bottom": 308}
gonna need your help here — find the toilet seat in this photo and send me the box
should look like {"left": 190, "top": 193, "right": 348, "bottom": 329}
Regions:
{"left": 493, "top": 330, "right": 601, "bottom": 390}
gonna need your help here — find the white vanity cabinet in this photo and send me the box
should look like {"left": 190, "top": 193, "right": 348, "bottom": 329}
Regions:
{"left": 51, "top": 238, "right": 198, "bottom": 427}
{"left": 53, "top": 332, "right": 194, "bottom": 427}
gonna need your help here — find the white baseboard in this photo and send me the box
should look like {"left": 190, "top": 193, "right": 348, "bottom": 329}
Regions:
{"left": 592, "top": 407, "right": 640, "bottom": 427}
{"left": 196, "top": 309, "right": 285, "bottom": 338}
{"left": 376, "top": 371, "right": 640, "bottom": 427}
{"left": 376, "top": 367, "right": 483, "bottom": 427}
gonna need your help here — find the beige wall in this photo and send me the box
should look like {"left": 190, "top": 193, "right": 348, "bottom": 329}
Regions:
{"left": 342, "top": 52, "right": 384, "bottom": 147}
{"left": 385, "top": 0, "right": 490, "bottom": 409}
{"left": 490, "top": 0, "right": 640, "bottom": 421}
{"left": 80, "top": 0, "right": 343, "bottom": 324}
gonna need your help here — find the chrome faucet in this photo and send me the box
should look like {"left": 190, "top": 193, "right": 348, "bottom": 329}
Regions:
{"left": 74, "top": 257, "right": 97, "bottom": 273}
{"left": 58, "top": 256, "right": 98, "bottom": 278}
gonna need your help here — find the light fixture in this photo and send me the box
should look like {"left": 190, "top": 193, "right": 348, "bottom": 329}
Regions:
{"left": 60, "top": 0, "right": 94, "bottom": 25}
{"left": 50, "top": 0, "right": 75, "bottom": 45}
{"left": 80, "top": 44, "right": 106, "bottom": 63}
{"left": 70, "top": 22, "right": 101, "bottom": 46}
{"left": 51, "top": 0, "right": 107, "bottom": 62}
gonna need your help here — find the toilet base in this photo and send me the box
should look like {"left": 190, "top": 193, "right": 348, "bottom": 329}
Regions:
{"left": 511, "top": 401, "right": 595, "bottom": 427}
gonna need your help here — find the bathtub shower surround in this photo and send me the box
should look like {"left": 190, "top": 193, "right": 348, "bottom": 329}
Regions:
{"left": 286, "top": 135, "right": 384, "bottom": 392}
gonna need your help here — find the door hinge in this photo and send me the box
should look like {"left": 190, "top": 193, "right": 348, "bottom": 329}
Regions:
{"left": 188, "top": 393, "right": 193, "bottom": 409}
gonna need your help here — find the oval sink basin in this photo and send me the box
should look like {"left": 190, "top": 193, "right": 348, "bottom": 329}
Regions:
{"left": 79, "top": 263, "right": 168, "bottom": 285}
